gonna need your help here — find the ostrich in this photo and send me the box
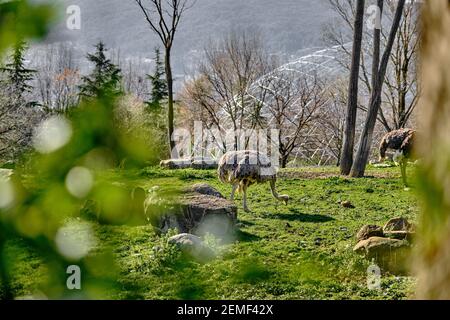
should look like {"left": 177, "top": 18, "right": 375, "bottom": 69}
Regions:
{"left": 218, "top": 150, "right": 289, "bottom": 212}
{"left": 379, "top": 128, "right": 416, "bottom": 187}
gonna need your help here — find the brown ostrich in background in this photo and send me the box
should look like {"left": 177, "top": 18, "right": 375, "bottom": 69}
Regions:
{"left": 379, "top": 128, "right": 416, "bottom": 187}
{"left": 218, "top": 150, "right": 289, "bottom": 212}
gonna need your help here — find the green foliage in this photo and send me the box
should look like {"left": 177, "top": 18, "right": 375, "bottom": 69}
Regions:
{"left": 79, "top": 42, "right": 123, "bottom": 101}
{"left": 116, "top": 228, "right": 182, "bottom": 277}
{"left": 0, "top": 0, "right": 54, "bottom": 55}
{"left": 0, "top": 40, "right": 36, "bottom": 104}
{"left": 146, "top": 229, "right": 183, "bottom": 274}
{"left": 0, "top": 93, "right": 161, "bottom": 298}
{"left": 0, "top": 1, "right": 55, "bottom": 298}
{"left": 0, "top": 2, "right": 162, "bottom": 298}
{"left": 146, "top": 47, "right": 168, "bottom": 112}
{"left": 139, "top": 48, "right": 169, "bottom": 162}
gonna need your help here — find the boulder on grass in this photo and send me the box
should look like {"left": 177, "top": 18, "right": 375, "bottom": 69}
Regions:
{"left": 356, "top": 225, "right": 384, "bottom": 242}
{"left": 146, "top": 184, "right": 237, "bottom": 238}
{"left": 159, "top": 157, "right": 218, "bottom": 170}
{"left": 383, "top": 217, "right": 415, "bottom": 233}
{"left": 159, "top": 159, "right": 192, "bottom": 169}
{"left": 186, "top": 183, "right": 224, "bottom": 199}
{"left": 179, "top": 193, "right": 237, "bottom": 236}
{"left": 384, "top": 230, "right": 415, "bottom": 241}
{"left": 191, "top": 158, "right": 218, "bottom": 170}
{"left": 354, "top": 236, "right": 411, "bottom": 274}
{"left": 168, "top": 233, "right": 215, "bottom": 262}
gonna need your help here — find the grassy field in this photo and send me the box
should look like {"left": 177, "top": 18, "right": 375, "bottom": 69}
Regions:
{"left": 4, "top": 165, "right": 419, "bottom": 300}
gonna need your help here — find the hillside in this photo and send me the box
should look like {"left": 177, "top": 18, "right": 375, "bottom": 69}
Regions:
{"left": 46, "top": 0, "right": 337, "bottom": 73}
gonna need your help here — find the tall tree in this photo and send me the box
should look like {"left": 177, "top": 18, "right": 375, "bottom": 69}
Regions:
{"left": 0, "top": 40, "right": 41, "bottom": 160}
{"left": 339, "top": 0, "right": 365, "bottom": 175}
{"left": 147, "top": 47, "right": 168, "bottom": 110}
{"left": 325, "top": 0, "right": 420, "bottom": 132}
{"left": 34, "top": 43, "right": 80, "bottom": 114}
{"left": 79, "top": 42, "right": 122, "bottom": 100}
{"left": 351, "top": 0, "right": 406, "bottom": 178}
{"left": 257, "top": 72, "right": 326, "bottom": 168}
{"left": 134, "top": 0, "right": 196, "bottom": 155}
{"left": 371, "top": 0, "right": 384, "bottom": 92}
{"left": 181, "top": 30, "right": 274, "bottom": 154}
{"left": 0, "top": 40, "right": 36, "bottom": 105}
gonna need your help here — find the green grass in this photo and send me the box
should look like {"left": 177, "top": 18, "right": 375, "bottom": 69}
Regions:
{"left": 5, "top": 165, "right": 419, "bottom": 300}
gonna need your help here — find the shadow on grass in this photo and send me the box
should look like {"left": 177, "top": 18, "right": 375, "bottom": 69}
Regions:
{"left": 263, "top": 208, "right": 334, "bottom": 223}
{"left": 235, "top": 258, "right": 273, "bottom": 285}
{"left": 176, "top": 281, "right": 207, "bottom": 300}
{"left": 235, "top": 229, "right": 261, "bottom": 243}
{"left": 117, "top": 281, "right": 146, "bottom": 300}
{"left": 237, "top": 220, "right": 255, "bottom": 227}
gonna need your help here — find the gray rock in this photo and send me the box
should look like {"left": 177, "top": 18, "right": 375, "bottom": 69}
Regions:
{"left": 159, "top": 159, "right": 192, "bottom": 169}
{"left": 159, "top": 157, "right": 218, "bottom": 170}
{"left": 187, "top": 183, "right": 224, "bottom": 199}
{"left": 383, "top": 217, "right": 415, "bottom": 233}
{"left": 181, "top": 193, "right": 237, "bottom": 235}
{"left": 354, "top": 236, "right": 411, "bottom": 274}
{"left": 168, "top": 233, "right": 215, "bottom": 262}
{"left": 384, "top": 230, "right": 415, "bottom": 241}
{"left": 191, "top": 158, "right": 218, "bottom": 170}
{"left": 356, "top": 225, "right": 384, "bottom": 242}
{"left": 147, "top": 193, "right": 237, "bottom": 238}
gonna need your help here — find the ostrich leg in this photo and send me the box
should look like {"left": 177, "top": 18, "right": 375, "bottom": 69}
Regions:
{"left": 400, "top": 159, "right": 408, "bottom": 187}
{"left": 270, "top": 179, "right": 280, "bottom": 201}
{"left": 230, "top": 183, "right": 238, "bottom": 201}
{"left": 242, "top": 185, "right": 250, "bottom": 212}
{"left": 269, "top": 179, "right": 289, "bottom": 204}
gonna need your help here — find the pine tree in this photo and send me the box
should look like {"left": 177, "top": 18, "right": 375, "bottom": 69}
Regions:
{"left": 146, "top": 47, "right": 168, "bottom": 111}
{"left": 0, "top": 40, "right": 36, "bottom": 105}
{"left": 79, "top": 42, "right": 122, "bottom": 100}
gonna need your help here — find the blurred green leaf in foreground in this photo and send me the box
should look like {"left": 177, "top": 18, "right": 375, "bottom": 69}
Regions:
{"left": 0, "top": 0, "right": 160, "bottom": 299}
{"left": 0, "top": 0, "right": 54, "bottom": 56}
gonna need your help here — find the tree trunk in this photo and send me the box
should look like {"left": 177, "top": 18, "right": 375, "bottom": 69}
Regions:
{"left": 398, "top": 58, "right": 408, "bottom": 128}
{"left": 280, "top": 154, "right": 289, "bottom": 169}
{"left": 371, "top": 0, "right": 384, "bottom": 91}
{"left": 165, "top": 46, "right": 176, "bottom": 156}
{"left": 340, "top": 0, "right": 366, "bottom": 175}
{"left": 351, "top": 0, "right": 405, "bottom": 178}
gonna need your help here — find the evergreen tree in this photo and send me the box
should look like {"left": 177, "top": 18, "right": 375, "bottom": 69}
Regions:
{"left": 146, "top": 47, "right": 168, "bottom": 111}
{"left": 79, "top": 42, "right": 122, "bottom": 100}
{"left": 0, "top": 40, "right": 36, "bottom": 105}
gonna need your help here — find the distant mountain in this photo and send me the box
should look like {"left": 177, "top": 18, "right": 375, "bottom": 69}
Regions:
{"left": 45, "top": 0, "right": 337, "bottom": 74}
